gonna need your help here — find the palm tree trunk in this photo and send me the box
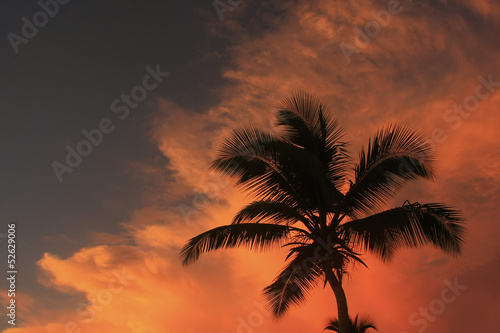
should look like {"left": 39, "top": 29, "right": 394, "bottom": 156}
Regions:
{"left": 325, "top": 269, "right": 350, "bottom": 333}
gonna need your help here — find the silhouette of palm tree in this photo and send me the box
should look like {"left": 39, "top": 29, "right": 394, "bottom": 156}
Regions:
{"left": 325, "top": 314, "right": 377, "bottom": 333}
{"left": 180, "top": 93, "right": 465, "bottom": 333}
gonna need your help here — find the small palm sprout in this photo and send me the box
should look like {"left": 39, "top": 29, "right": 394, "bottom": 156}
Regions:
{"left": 325, "top": 314, "right": 377, "bottom": 333}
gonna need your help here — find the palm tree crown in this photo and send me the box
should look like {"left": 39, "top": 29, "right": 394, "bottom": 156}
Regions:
{"left": 180, "top": 93, "right": 465, "bottom": 333}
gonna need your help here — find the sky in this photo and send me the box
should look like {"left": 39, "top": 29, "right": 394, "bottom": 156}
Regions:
{"left": 0, "top": 0, "right": 499, "bottom": 332}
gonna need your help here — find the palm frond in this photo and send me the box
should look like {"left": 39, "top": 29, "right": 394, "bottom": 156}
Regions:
{"left": 343, "top": 124, "right": 435, "bottom": 218}
{"left": 180, "top": 223, "right": 291, "bottom": 266}
{"left": 211, "top": 125, "right": 345, "bottom": 214}
{"left": 276, "top": 92, "right": 350, "bottom": 189}
{"left": 341, "top": 202, "right": 465, "bottom": 261}
{"left": 276, "top": 92, "right": 322, "bottom": 149}
{"left": 263, "top": 245, "right": 323, "bottom": 317}
{"left": 232, "top": 200, "right": 315, "bottom": 230}
{"left": 211, "top": 126, "right": 312, "bottom": 207}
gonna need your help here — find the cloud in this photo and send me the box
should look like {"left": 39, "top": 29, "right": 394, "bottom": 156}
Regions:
{"left": 8, "top": 0, "right": 500, "bottom": 332}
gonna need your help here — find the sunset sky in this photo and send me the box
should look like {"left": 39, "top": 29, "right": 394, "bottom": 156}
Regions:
{"left": 1, "top": 0, "right": 499, "bottom": 332}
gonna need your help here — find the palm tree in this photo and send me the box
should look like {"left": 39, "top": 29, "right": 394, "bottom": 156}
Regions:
{"left": 325, "top": 314, "right": 377, "bottom": 333}
{"left": 180, "top": 93, "right": 465, "bottom": 333}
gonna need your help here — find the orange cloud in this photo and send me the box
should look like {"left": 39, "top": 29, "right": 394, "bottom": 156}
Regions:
{"left": 9, "top": 0, "right": 500, "bottom": 332}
